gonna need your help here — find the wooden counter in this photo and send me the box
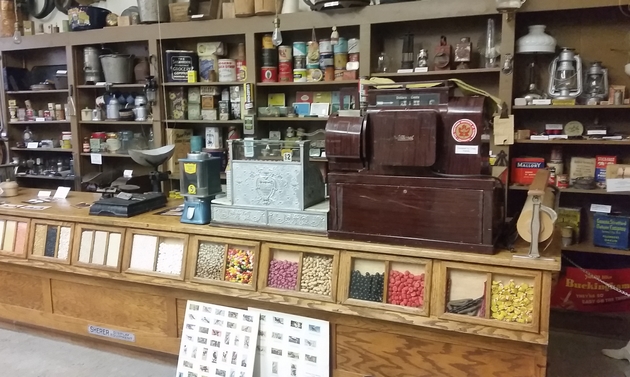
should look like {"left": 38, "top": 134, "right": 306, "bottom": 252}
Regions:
{"left": 0, "top": 189, "right": 560, "bottom": 377}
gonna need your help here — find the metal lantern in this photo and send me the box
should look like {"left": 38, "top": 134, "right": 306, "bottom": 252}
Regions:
{"left": 548, "top": 48, "right": 583, "bottom": 100}
{"left": 583, "top": 61, "right": 609, "bottom": 104}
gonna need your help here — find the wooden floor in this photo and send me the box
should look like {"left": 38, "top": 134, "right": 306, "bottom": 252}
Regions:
{"left": 0, "top": 319, "right": 627, "bottom": 377}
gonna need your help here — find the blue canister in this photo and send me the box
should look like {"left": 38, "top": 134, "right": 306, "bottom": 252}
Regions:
{"left": 190, "top": 135, "right": 203, "bottom": 153}
{"left": 319, "top": 53, "right": 333, "bottom": 70}
{"left": 333, "top": 37, "right": 348, "bottom": 54}
{"left": 293, "top": 41, "right": 307, "bottom": 57}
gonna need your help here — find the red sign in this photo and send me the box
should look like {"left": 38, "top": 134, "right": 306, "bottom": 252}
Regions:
{"left": 451, "top": 119, "right": 477, "bottom": 143}
{"left": 551, "top": 267, "right": 630, "bottom": 312}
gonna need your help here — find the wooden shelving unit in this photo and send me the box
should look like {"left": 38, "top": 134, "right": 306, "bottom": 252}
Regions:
{"left": 10, "top": 148, "right": 72, "bottom": 153}
{"left": 15, "top": 174, "right": 75, "bottom": 181}
{"left": 514, "top": 139, "right": 630, "bottom": 145}
{"left": 258, "top": 117, "right": 329, "bottom": 122}
{"left": 161, "top": 81, "right": 244, "bottom": 87}
{"left": 513, "top": 105, "right": 630, "bottom": 110}
{"left": 79, "top": 153, "right": 132, "bottom": 158}
{"left": 257, "top": 81, "right": 359, "bottom": 87}
{"left": 563, "top": 242, "right": 630, "bottom": 257}
{"left": 162, "top": 120, "right": 243, "bottom": 124}
{"left": 79, "top": 120, "right": 154, "bottom": 125}
{"left": 76, "top": 84, "right": 145, "bottom": 89}
{"left": 509, "top": 185, "right": 630, "bottom": 196}
{"left": 6, "top": 89, "right": 68, "bottom": 95}
{"left": 372, "top": 67, "right": 501, "bottom": 78}
{"left": 8, "top": 121, "right": 70, "bottom": 125}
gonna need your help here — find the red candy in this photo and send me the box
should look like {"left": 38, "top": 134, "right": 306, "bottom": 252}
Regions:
{"left": 387, "top": 270, "right": 425, "bottom": 308}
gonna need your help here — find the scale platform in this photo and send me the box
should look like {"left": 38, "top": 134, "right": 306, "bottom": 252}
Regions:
{"left": 211, "top": 197, "right": 329, "bottom": 232}
{"left": 89, "top": 193, "right": 167, "bottom": 218}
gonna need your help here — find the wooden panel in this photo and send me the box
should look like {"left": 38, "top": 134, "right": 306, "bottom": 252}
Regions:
{"left": 0, "top": 270, "right": 45, "bottom": 310}
{"left": 335, "top": 325, "right": 537, "bottom": 377}
{"left": 50, "top": 280, "right": 171, "bottom": 335}
{"left": 176, "top": 298, "right": 187, "bottom": 338}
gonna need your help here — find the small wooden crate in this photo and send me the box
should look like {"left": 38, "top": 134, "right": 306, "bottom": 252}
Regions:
{"left": 0, "top": 216, "right": 30, "bottom": 259}
{"left": 71, "top": 223, "right": 126, "bottom": 272}
{"left": 27, "top": 219, "right": 74, "bottom": 265}
{"left": 169, "top": 3, "right": 190, "bottom": 22}
{"left": 257, "top": 242, "right": 340, "bottom": 303}
{"left": 123, "top": 229, "right": 189, "bottom": 280}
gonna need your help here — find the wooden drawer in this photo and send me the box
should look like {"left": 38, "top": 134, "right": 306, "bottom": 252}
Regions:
{"left": 28, "top": 219, "right": 74, "bottom": 264}
{"left": 123, "top": 229, "right": 189, "bottom": 280}
{"left": 72, "top": 224, "right": 126, "bottom": 272}
{"left": 0, "top": 216, "right": 30, "bottom": 258}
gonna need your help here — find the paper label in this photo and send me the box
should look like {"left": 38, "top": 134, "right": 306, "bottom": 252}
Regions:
{"left": 116, "top": 192, "right": 133, "bottom": 200}
{"left": 590, "top": 204, "right": 612, "bottom": 214}
{"left": 123, "top": 170, "right": 133, "bottom": 178}
{"left": 607, "top": 178, "right": 630, "bottom": 193}
{"left": 53, "top": 187, "right": 70, "bottom": 199}
{"left": 91, "top": 153, "right": 102, "bottom": 165}
{"left": 493, "top": 115, "right": 514, "bottom": 145}
{"left": 455, "top": 145, "right": 479, "bottom": 155}
{"left": 27, "top": 142, "right": 39, "bottom": 149}
{"left": 451, "top": 119, "right": 477, "bottom": 143}
{"left": 37, "top": 190, "right": 52, "bottom": 198}
{"left": 88, "top": 325, "right": 135, "bottom": 342}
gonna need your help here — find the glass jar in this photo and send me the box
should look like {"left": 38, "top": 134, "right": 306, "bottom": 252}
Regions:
{"left": 131, "top": 133, "right": 148, "bottom": 150}
{"left": 90, "top": 132, "right": 107, "bottom": 152}
{"left": 118, "top": 130, "right": 134, "bottom": 154}
{"left": 61, "top": 131, "right": 72, "bottom": 149}
{"left": 106, "top": 132, "right": 121, "bottom": 154}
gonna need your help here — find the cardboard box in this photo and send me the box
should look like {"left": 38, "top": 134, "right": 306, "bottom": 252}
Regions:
{"left": 606, "top": 164, "right": 630, "bottom": 192}
{"left": 201, "top": 96, "right": 218, "bottom": 110}
{"left": 313, "top": 91, "right": 332, "bottom": 104}
{"left": 202, "top": 109, "right": 218, "bottom": 121}
{"left": 596, "top": 156, "right": 617, "bottom": 188}
{"left": 295, "top": 92, "right": 313, "bottom": 103}
{"left": 188, "top": 87, "right": 201, "bottom": 104}
{"left": 510, "top": 157, "right": 545, "bottom": 185}
{"left": 594, "top": 213, "right": 630, "bottom": 250}
{"left": 219, "top": 101, "right": 230, "bottom": 120}
{"left": 200, "top": 86, "right": 221, "bottom": 96}
{"left": 267, "top": 93, "right": 286, "bottom": 107}
{"left": 188, "top": 103, "right": 201, "bottom": 120}
{"left": 569, "top": 157, "right": 596, "bottom": 185}
{"left": 168, "top": 88, "right": 187, "bottom": 120}
{"left": 557, "top": 207, "right": 582, "bottom": 243}
{"left": 165, "top": 128, "right": 192, "bottom": 176}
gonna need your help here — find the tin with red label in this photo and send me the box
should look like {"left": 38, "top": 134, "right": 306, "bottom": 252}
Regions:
{"left": 236, "top": 59, "right": 246, "bottom": 81}
{"left": 261, "top": 66, "right": 277, "bottom": 82}
{"left": 43, "top": 110, "right": 52, "bottom": 121}
{"left": 278, "top": 72, "right": 293, "bottom": 82}
{"left": 511, "top": 157, "right": 545, "bottom": 185}
{"left": 278, "top": 61, "right": 292, "bottom": 75}
{"left": 324, "top": 67, "right": 334, "bottom": 81}
{"left": 556, "top": 174, "right": 569, "bottom": 188}
{"left": 278, "top": 46, "right": 292, "bottom": 62}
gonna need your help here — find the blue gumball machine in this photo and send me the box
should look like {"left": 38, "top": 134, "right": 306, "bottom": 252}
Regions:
{"left": 179, "top": 152, "right": 222, "bottom": 224}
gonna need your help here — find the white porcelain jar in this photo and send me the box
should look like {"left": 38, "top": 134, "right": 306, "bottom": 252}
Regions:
{"left": 517, "top": 25, "right": 557, "bottom": 54}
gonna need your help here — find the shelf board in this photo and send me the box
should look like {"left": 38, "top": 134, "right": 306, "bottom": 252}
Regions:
{"left": 372, "top": 68, "right": 501, "bottom": 78}
{"left": 256, "top": 80, "right": 359, "bottom": 87}
{"left": 8, "top": 121, "right": 70, "bottom": 125}
{"left": 6, "top": 89, "right": 68, "bottom": 94}
{"left": 514, "top": 139, "right": 630, "bottom": 145}
{"left": 509, "top": 185, "right": 630, "bottom": 195}
{"left": 80, "top": 153, "right": 132, "bottom": 158}
{"left": 162, "top": 119, "right": 243, "bottom": 124}
{"left": 258, "top": 117, "right": 328, "bottom": 122}
{"left": 10, "top": 147, "right": 72, "bottom": 153}
{"left": 512, "top": 105, "right": 630, "bottom": 110}
{"left": 77, "top": 84, "right": 145, "bottom": 89}
{"left": 169, "top": 172, "right": 227, "bottom": 180}
{"left": 310, "top": 157, "right": 328, "bottom": 162}
{"left": 161, "top": 81, "right": 245, "bottom": 87}
{"left": 563, "top": 243, "right": 630, "bottom": 256}
{"left": 15, "top": 174, "right": 75, "bottom": 181}
{"left": 79, "top": 120, "right": 153, "bottom": 125}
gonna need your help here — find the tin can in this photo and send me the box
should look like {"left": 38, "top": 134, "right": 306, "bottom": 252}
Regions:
{"left": 279, "top": 61, "right": 292, "bottom": 74}
{"left": 293, "top": 41, "right": 307, "bottom": 57}
{"left": 262, "top": 34, "right": 274, "bottom": 49}
{"left": 556, "top": 174, "right": 569, "bottom": 188}
{"left": 261, "top": 48, "right": 277, "bottom": 67}
{"left": 278, "top": 45, "right": 292, "bottom": 62}
{"left": 293, "top": 56, "right": 306, "bottom": 69}
{"left": 187, "top": 70, "right": 198, "bottom": 83}
{"left": 348, "top": 38, "right": 360, "bottom": 54}
{"left": 349, "top": 52, "right": 360, "bottom": 62}
{"left": 307, "top": 68, "right": 323, "bottom": 82}
{"left": 319, "top": 38, "right": 332, "bottom": 54}
{"left": 548, "top": 167, "right": 556, "bottom": 185}
{"left": 333, "top": 37, "right": 348, "bottom": 54}
{"left": 43, "top": 110, "right": 52, "bottom": 121}
{"left": 293, "top": 69, "right": 307, "bottom": 82}
{"left": 278, "top": 72, "right": 293, "bottom": 82}
{"left": 324, "top": 67, "right": 335, "bottom": 81}
{"left": 236, "top": 59, "right": 247, "bottom": 81}
{"left": 319, "top": 53, "right": 333, "bottom": 69}
{"left": 25, "top": 109, "right": 34, "bottom": 121}
{"left": 547, "top": 161, "right": 564, "bottom": 176}
{"left": 359, "top": 76, "right": 368, "bottom": 111}
{"left": 218, "top": 59, "right": 237, "bottom": 82}
{"left": 334, "top": 70, "right": 346, "bottom": 81}
{"left": 334, "top": 53, "right": 348, "bottom": 70}
{"left": 261, "top": 66, "right": 277, "bottom": 82}
{"left": 306, "top": 63, "right": 320, "bottom": 70}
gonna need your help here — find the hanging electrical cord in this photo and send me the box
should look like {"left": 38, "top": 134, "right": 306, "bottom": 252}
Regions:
{"left": 26, "top": 0, "right": 55, "bottom": 19}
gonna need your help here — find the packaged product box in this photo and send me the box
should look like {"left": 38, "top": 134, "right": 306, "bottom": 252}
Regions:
{"left": 313, "top": 91, "right": 332, "bottom": 104}
{"left": 295, "top": 91, "right": 313, "bottom": 103}
{"left": 218, "top": 101, "right": 230, "bottom": 120}
{"left": 201, "top": 95, "right": 218, "bottom": 110}
{"left": 606, "top": 164, "right": 630, "bottom": 192}
{"left": 200, "top": 86, "right": 221, "bottom": 96}
{"left": 267, "top": 93, "right": 286, "bottom": 107}
{"left": 165, "top": 128, "right": 192, "bottom": 176}
{"left": 197, "top": 42, "right": 224, "bottom": 82}
{"left": 557, "top": 207, "right": 582, "bottom": 243}
{"left": 596, "top": 156, "right": 617, "bottom": 188}
{"left": 569, "top": 157, "right": 596, "bottom": 185}
{"left": 201, "top": 109, "right": 218, "bottom": 121}
{"left": 510, "top": 157, "right": 545, "bottom": 185}
{"left": 167, "top": 88, "right": 187, "bottom": 120}
{"left": 594, "top": 213, "right": 630, "bottom": 250}
{"left": 188, "top": 103, "right": 201, "bottom": 120}
{"left": 187, "top": 87, "right": 201, "bottom": 104}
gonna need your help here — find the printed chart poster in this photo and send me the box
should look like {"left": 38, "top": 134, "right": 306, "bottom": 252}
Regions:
{"left": 176, "top": 300, "right": 260, "bottom": 377}
{"left": 250, "top": 308, "right": 330, "bottom": 377}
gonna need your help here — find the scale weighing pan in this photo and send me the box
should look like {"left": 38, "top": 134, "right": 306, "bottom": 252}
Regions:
{"left": 128, "top": 145, "right": 175, "bottom": 169}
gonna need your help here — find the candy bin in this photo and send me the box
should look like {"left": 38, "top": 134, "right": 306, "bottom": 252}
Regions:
{"left": 386, "top": 262, "right": 426, "bottom": 309}
{"left": 490, "top": 274, "right": 537, "bottom": 326}
{"left": 225, "top": 247, "right": 255, "bottom": 284}
{"left": 348, "top": 258, "right": 385, "bottom": 303}
{"left": 444, "top": 268, "right": 487, "bottom": 318}
{"left": 266, "top": 249, "right": 299, "bottom": 290}
{"left": 125, "top": 231, "right": 188, "bottom": 280}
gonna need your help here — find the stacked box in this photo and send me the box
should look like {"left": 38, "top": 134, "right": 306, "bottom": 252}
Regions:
{"left": 510, "top": 157, "right": 545, "bottom": 185}
{"left": 596, "top": 156, "right": 617, "bottom": 188}
{"left": 188, "top": 87, "right": 201, "bottom": 120}
{"left": 594, "top": 213, "right": 630, "bottom": 250}
{"left": 557, "top": 207, "right": 582, "bottom": 243}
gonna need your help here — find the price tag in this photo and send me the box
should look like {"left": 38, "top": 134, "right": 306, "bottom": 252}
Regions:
{"left": 590, "top": 204, "right": 612, "bottom": 214}
{"left": 116, "top": 192, "right": 133, "bottom": 200}
{"left": 123, "top": 170, "right": 133, "bottom": 178}
{"left": 27, "top": 142, "right": 39, "bottom": 149}
{"left": 283, "top": 152, "right": 293, "bottom": 162}
{"left": 37, "top": 190, "right": 52, "bottom": 198}
{"left": 91, "top": 153, "right": 102, "bottom": 165}
{"left": 53, "top": 187, "right": 70, "bottom": 199}
{"left": 455, "top": 145, "right": 479, "bottom": 155}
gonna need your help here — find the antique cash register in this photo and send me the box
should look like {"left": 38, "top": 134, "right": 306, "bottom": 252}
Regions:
{"left": 325, "top": 80, "right": 504, "bottom": 254}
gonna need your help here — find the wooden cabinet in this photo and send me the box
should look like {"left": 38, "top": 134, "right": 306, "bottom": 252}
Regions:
{"left": 27, "top": 219, "right": 74, "bottom": 264}
{"left": 186, "top": 235, "right": 260, "bottom": 290}
{"left": 258, "top": 242, "right": 340, "bottom": 302}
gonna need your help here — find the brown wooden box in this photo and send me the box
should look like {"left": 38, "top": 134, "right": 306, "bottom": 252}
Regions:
{"left": 71, "top": 224, "right": 126, "bottom": 272}
{"left": 27, "top": 219, "right": 74, "bottom": 265}
{"left": 432, "top": 261, "right": 542, "bottom": 333}
{"left": 338, "top": 251, "right": 432, "bottom": 317}
{"left": 257, "top": 242, "right": 340, "bottom": 303}
{"left": 123, "top": 229, "right": 189, "bottom": 281}
{"left": 0, "top": 216, "right": 30, "bottom": 259}
{"left": 186, "top": 235, "right": 260, "bottom": 291}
